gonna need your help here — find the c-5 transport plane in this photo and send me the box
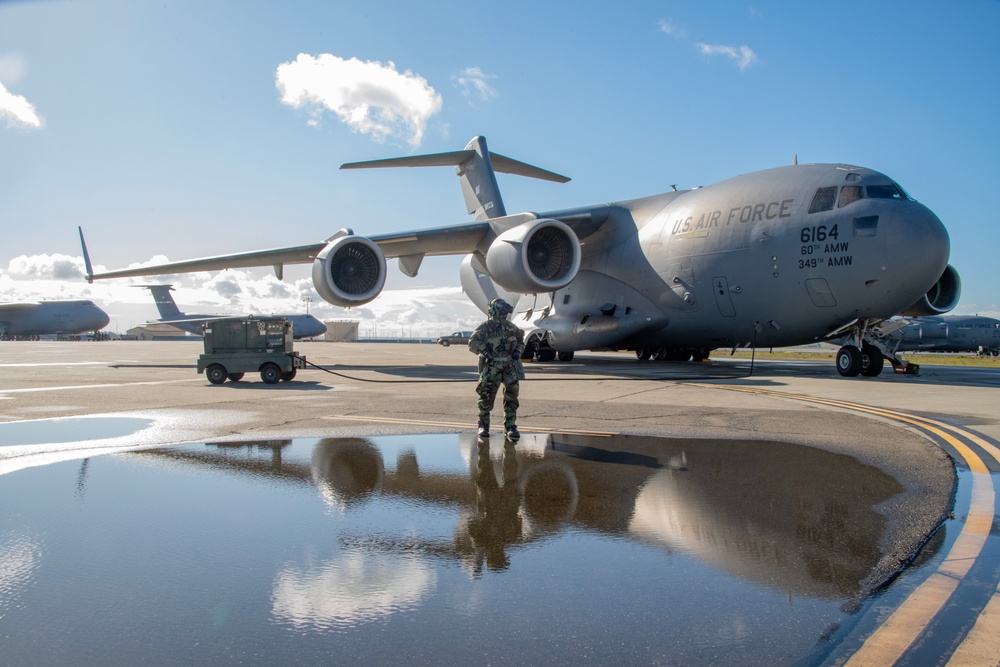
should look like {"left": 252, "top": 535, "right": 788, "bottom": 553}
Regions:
{"left": 140, "top": 284, "right": 328, "bottom": 339}
{"left": 0, "top": 299, "right": 110, "bottom": 339}
{"left": 81, "top": 136, "right": 959, "bottom": 377}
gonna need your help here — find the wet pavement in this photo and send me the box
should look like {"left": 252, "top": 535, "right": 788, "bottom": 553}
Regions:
{"left": 0, "top": 432, "right": 937, "bottom": 666}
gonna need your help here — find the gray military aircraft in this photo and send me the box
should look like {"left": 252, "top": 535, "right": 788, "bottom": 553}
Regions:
{"left": 870, "top": 315, "right": 1000, "bottom": 356}
{"left": 139, "top": 284, "right": 328, "bottom": 340}
{"left": 0, "top": 299, "right": 110, "bottom": 339}
{"left": 79, "top": 136, "right": 959, "bottom": 377}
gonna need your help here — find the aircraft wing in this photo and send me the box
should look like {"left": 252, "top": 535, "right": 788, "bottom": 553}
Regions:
{"left": 82, "top": 223, "right": 492, "bottom": 282}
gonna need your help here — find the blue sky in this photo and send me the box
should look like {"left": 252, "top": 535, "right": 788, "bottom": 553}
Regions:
{"left": 1, "top": 0, "right": 998, "bottom": 331}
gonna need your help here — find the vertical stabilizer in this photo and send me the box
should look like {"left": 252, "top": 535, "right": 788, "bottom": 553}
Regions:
{"left": 145, "top": 285, "right": 184, "bottom": 319}
{"left": 457, "top": 136, "right": 506, "bottom": 220}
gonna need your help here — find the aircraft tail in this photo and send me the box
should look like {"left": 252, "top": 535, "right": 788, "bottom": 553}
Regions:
{"left": 340, "top": 136, "right": 569, "bottom": 221}
{"left": 143, "top": 285, "right": 184, "bottom": 319}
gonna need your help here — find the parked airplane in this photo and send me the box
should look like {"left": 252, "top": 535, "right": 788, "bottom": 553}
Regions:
{"left": 872, "top": 315, "right": 1000, "bottom": 356}
{"left": 140, "top": 284, "right": 327, "bottom": 339}
{"left": 0, "top": 299, "right": 110, "bottom": 339}
{"left": 79, "top": 136, "right": 959, "bottom": 377}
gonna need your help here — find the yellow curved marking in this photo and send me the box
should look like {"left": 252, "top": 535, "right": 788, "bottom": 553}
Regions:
{"left": 695, "top": 384, "right": 998, "bottom": 666}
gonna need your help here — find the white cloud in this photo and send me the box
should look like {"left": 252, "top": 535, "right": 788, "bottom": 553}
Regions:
{"left": 696, "top": 43, "right": 759, "bottom": 71}
{"left": 452, "top": 67, "right": 497, "bottom": 105}
{"left": 5, "top": 254, "right": 85, "bottom": 281}
{"left": 275, "top": 53, "right": 442, "bottom": 147}
{"left": 0, "top": 81, "right": 43, "bottom": 129}
{"left": 657, "top": 19, "right": 685, "bottom": 38}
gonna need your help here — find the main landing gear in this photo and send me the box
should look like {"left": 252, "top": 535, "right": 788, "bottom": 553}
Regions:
{"left": 835, "top": 319, "right": 918, "bottom": 377}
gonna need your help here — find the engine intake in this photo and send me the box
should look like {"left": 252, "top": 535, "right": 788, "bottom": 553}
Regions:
{"left": 485, "top": 219, "right": 581, "bottom": 293}
{"left": 312, "top": 235, "right": 387, "bottom": 307}
{"left": 900, "top": 264, "right": 961, "bottom": 316}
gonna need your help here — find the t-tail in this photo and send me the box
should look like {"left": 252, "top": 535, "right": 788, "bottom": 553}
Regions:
{"left": 143, "top": 284, "right": 184, "bottom": 319}
{"left": 340, "top": 136, "right": 570, "bottom": 221}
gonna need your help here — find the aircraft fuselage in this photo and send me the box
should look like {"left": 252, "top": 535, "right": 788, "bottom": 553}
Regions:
{"left": 536, "top": 164, "right": 950, "bottom": 351}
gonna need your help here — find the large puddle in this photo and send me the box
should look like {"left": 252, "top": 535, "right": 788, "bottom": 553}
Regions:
{"left": 0, "top": 432, "right": 920, "bottom": 665}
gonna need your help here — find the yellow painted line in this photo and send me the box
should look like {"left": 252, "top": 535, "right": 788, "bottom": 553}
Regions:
{"left": 697, "top": 384, "right": 998, "bottom": 666}
{"left": 322, "top": 414, "right": 617, "bottom": 437}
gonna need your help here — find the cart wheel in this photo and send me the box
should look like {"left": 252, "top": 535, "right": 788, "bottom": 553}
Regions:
{"left": 206, "top": 364, "right": 228, "bottom": 385}
{"left": 281, "top": 369, "right": 297, "bottom": 382}
{"left": 227, "top": 372, "right": 245, "bottom": 382}
{"left": 260, "top": 363, "right": 281, "bottom": 384}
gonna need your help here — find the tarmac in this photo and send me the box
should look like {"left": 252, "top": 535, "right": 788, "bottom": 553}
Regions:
{"left": 2, "top": 340, "right": 999, "bottom": 664}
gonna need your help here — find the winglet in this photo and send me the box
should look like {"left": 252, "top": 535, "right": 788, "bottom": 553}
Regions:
{"left": 78, "top": 226, "right": 95, "bottom": 283}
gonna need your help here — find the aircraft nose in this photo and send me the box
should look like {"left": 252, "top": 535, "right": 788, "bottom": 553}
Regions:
{"left": 89, "top": 303, "right": 111, "bottom": 329}
{"left": 885, "top": 203, "right": 950, "bottom": 297}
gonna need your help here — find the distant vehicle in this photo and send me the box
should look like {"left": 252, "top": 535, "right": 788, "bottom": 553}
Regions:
{"left": 0, "top": 300, "right": 110, "bottom": 340}
{"left": 437, "top": 331, "right": 472, "bottom": 346}
{"left": 141, "top": 284, "right": 327, "bottom": 340}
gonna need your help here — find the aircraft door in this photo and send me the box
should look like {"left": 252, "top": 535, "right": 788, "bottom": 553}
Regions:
{"left": 712, "top": 276, "right": 736, "bottom": 317}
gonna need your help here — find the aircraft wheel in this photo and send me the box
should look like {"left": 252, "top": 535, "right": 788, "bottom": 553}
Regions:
{"left": 860, "top": 345, "right": 884, "bottom": 377}
{"left": 537, "top": 349, "right": 556, "bottom": 362}
{"left": 558, "top": 351, "right": 574, "bottom": 362}
{"left": 227, "top": 372, "right": 245, "bottom": 382}
{"left": 653, "top": 348, "right": 669, "bottom": 361}
{"left": 260, "top": 363, "right": 282, "bottom": 384}
{"left": 281, "top": 369, "right": 297, "bottom": 382}
{"left": 836, "top": 346, "right": 863, "bottom": 377}
{"left": 206, "top": 364, "right": 228, "bottom": 385}
{"left": 636, "top": 348, "right": 651, "bottom": 361}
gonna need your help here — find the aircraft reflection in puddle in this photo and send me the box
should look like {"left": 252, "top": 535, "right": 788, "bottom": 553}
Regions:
{"left": 148, "top": 431, "right": 901, "bottom": 630}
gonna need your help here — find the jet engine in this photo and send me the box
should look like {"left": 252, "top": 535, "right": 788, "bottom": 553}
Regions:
{"left": 311, "top": 235, "right": 387, "bottom": 307}
{"left": 900, "top": 264, "right": 961, "bottom": 316}
{"left": 485, "top": 219, "right": 581, "bottom": 293}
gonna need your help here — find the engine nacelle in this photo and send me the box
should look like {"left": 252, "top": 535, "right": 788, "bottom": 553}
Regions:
{"left": 311, "top": 235, "right": 387, "bottom": 307}
{"left": 485, "top": 219, "right": 581, "bottom": 293}
{"left": 900, "top": 264, "right": 961, "bottom": 316}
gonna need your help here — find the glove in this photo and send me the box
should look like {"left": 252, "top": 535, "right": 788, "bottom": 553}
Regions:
{"left": 482, "top": 351, "right": 494, "bottom": 362}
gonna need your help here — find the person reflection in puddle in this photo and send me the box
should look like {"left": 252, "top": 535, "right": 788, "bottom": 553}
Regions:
{"left": 467, "top": 440, "right": 522, "bottom": 571}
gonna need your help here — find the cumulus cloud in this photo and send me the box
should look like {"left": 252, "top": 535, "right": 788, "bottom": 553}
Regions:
{"left": 696, "top": 43, "right": 759, "bottom": 71}
{"left": 6, "top": 254, "right": 85, "bottom": 281}
{"left": 276, "top": 53, "right": 442, "bottom": 147}
{"left": 0, "top": 81, "right": 43, "bottom": 129}
{"left": 452, "top": 67, "right": 497, "bottom": 105}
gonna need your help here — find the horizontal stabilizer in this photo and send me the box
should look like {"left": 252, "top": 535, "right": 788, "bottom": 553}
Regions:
{"left": 341, "top": 150, "right": 570, "bottom": 183}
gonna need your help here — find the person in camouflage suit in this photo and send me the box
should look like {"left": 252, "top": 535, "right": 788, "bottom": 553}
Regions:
{"left": 469, "top": 298, "right": 524, "bottom": 441}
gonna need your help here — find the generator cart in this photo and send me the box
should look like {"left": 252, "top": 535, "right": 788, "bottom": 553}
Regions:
{"left": 197, "top": 316, "right": 306, "bottom": 384}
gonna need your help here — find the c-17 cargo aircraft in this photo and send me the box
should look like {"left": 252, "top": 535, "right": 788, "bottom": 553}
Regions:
{"left": 140, "top": 284, "right": 328, "bottom": 340}
{"left": 0, "top": 299, "right": 110, "bottom": 340}
{"left": 80, "top": 136, "right": 959, "bottom": 377}
{"left": 860, "top": 314, "right": 1000, "bottom": 357}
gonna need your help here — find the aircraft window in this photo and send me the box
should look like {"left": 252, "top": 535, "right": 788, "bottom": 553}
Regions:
{"left": 837, "top": 185, "right": 863, "bottom": 208}
{"left": 853, "top": 215, "right": 878, "bottom": 237}
{"left": 866, "top": 183, "right": 913, "bottom": 201}
{"left": 845, "top": 173, "right": 861, "bottom": 182}
{"left": 808, "top": 187, "right": 837, "bottom": 213}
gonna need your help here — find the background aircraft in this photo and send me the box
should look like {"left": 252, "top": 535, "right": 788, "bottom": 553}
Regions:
{"left": 874, "top": 315, "right": 1000, "bottom": 356}
{"left": 0, "top": 300, "right": 110, "bottom": 340}
{"left": 140, "top": 284, "right": 327, "bottom": 340}
{"left": 81, "top": 136, "right": 959, "bottom": 378}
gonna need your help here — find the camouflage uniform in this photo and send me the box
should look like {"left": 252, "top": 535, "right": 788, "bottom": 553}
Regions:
{"left": 469, "top": 298, "right": 524, "bottom": 438}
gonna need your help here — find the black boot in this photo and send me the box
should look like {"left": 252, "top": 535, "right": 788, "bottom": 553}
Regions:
{"left": 477, "top": 422, "right": 490, "bottom": 439}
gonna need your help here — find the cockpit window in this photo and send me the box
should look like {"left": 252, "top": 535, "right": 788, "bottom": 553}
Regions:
{"left": 866, "top": 182, "right": 913, "bottom": 201}
{"left": 808, "top": 187, "right": 837, "bottom": 213}
{"left": 837, "top": 185, "right": 863, "bottom": 208}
